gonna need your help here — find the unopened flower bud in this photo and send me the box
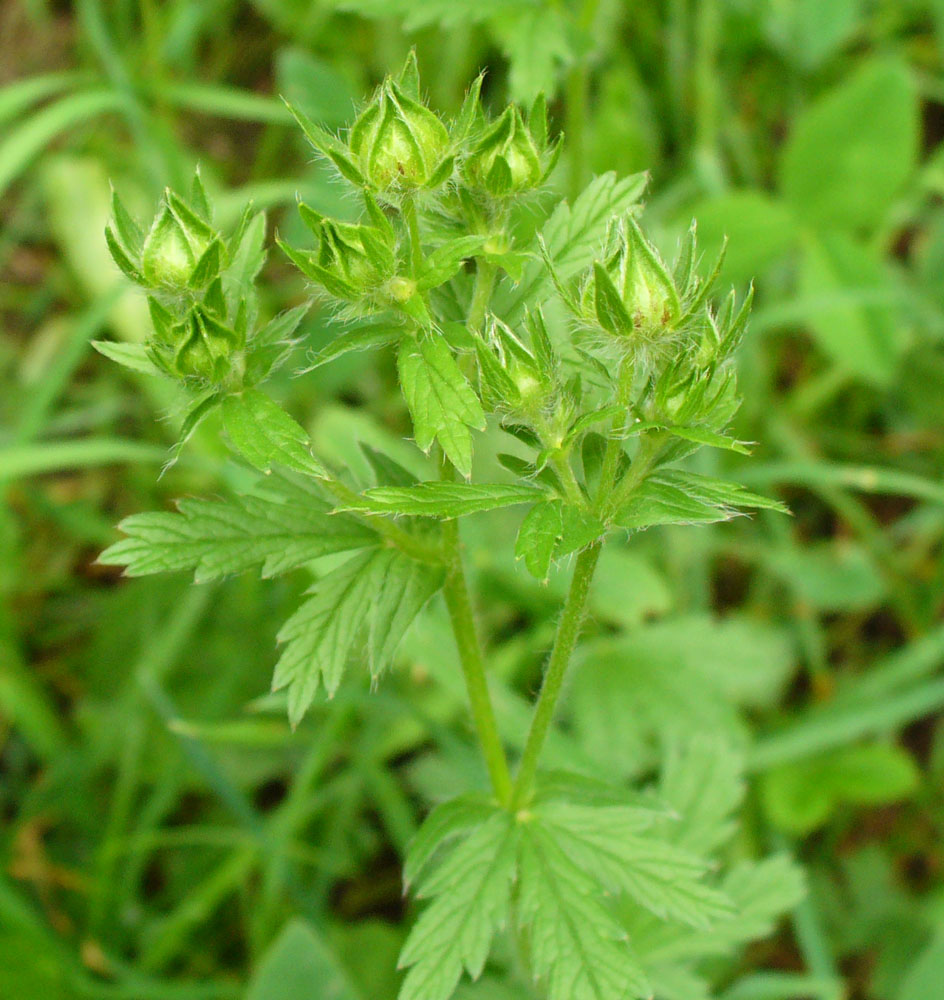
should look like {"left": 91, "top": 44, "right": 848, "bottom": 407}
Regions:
{"left": 464, "top": 108, "right": 543, "bottom": 197}
{"left": 349, "top": 81, "right": 452, "bottom": 194}
{"left": 140, "top": 193, "right": 213, "bottom": 288}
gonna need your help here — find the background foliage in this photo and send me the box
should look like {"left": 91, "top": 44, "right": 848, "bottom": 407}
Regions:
{"left": 2, "top": 1, "right": 944, "bottom": 998}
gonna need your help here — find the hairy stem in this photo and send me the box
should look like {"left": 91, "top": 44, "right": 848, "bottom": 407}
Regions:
{"left": 468, "top": 260, "right": 497, "bottom": 332}
{"left": 402, "top": 196, "right": 423, "bottom": 276}
{"left": 442, "top": 516, "right": 514, "bottom": 804}
{"left": 594, "top": 355, "right": 635, "bottom": 514}
{"left": 512, "top": 541, "right": 602, "bottom": 806}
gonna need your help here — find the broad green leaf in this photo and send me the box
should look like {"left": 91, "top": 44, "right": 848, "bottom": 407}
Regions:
{"left": 399, "top": 811, "right": 518, "bottom": 1000}
{"left": 761, "top": 742, "right": 920, "bottom": 834}
{"left": 615, "top": 470, "right": 787, "bottom": 531}
{"left": 798, "top": 231, "right": 907, "bottom": 385}
{"left": 494, "top": 171, "right": 648, "bottom": 321}
{"left": 592, "top": 548, "right": 672, "bottom": 628}
{"left": 347, "top": 482, "right": 544, "bottom": 518}
{"left": 324, "top": 0, "right": 536, "bottom": 30}
{"left": 222, "top": 389, "right": 325, "bottom": 476}
{"left": 494, "top": 8, "right": 575, "bottom": 102}
{"left": 398, "top": 337, "right": 486, "bottom": 477}
{"left": 532, "top": 800, "right": 734, "bottom": 928}
{"left": 517, "top": 822, "right": 651, "bottom": 1000}
{"left": 247, "top": 919, "right": 359, "bottom": 1000}
{"left": 274, "top": 549, "right": 442, "bottom": 722}
{"left": 765, "top": 541, "right": 886, "bottom": 612}
{"left": 779, "top": 58, "right": 919, "bottom": 231}
{"left": 657, "top": 737, "right": 744, "bottom": 854}
{"left": 572, "top": 616, "right": 793, "bottom": 777}
{"left": 99, "top": 482, "right": 376, "bottom": 581}
{"left": 91, "top": 340, "right": 164, "bottom": 377}
{"left": 516, "top": 500, "right": 564, "bottom": 580}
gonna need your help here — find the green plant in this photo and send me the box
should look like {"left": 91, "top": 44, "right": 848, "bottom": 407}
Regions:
{"left": 98, "top": 55, "right": 803, "bottom": 1000}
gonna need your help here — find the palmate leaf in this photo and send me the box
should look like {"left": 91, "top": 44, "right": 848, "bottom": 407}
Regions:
{"left": 531, "top": 800, "right": 734, "bottom": 929}
{"left": 517, "top": 821, "right": 651, "bottom": 1000}
{"left": 274, "top": 548, "right": 443, "bottom": 724}
{"left": 398, "top": 337, "right": 486, "bottom": 477}
{"left": 615, "top": 470, "right": 788, "bottom": 532}
{"left": 99, "top": 480, "right": 376, "bottom": 581}
{"left": 399, "top": 811, "right": 518, "bottom": 1000}
{"left": 494, "top": 171, "right": 648, "bottom": 321}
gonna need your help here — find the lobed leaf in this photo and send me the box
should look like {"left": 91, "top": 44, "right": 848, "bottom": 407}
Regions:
{"left": 399, "top": 812, "right": 518, "bottom": 1000}
{"left": 99, "top": 484, "right": 377, "bottom": 582}
{"left": 346, "top": 481, "right": 544, "bottom": 518}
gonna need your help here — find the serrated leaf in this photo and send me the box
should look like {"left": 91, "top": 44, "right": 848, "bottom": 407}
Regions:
{"left": 398, "top": 337, "right": 486, "bottom": 477}
{"left": 99, "top": 484, "right": 377, "bottom": 582}
{"left": 222, "top": 389, "right": 325, "bottom": 477}
{"left": 403, "top": 794, "right": 499, "bottom": 889}
{"left": 615, "top": 470, "right": 787, "bottom": 531}
{"left": 657, "top": 737, "right": 744, "bottom": 855}
{"left": 274, "top": 548, "right": 441, "bottom": 722}
{"left": 517, "top": 822, "right": 651, "bottom": 1000}
{"left": 664, "top": 425, "right": 752, "bottom": 455}
{"left": 494, "top": 172, "right": 648, "bottom": 321}
{"left": 346, "top": 482, "right": 544, "bottom": 518}
{"left": 532, "top": 800, "right": 734, "bottom": 928}
{"left": 368, "top": 557, "right": 445, "bottom": 679}
{"left": 516, "top": 500, "right": 564, "bottom": 580}
{"left": 399, "top": 812, "right": 518, "bottom": 1000}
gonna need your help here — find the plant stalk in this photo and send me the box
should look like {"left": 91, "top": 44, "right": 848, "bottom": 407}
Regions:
{"left": 468, "top": 260, "right": 497, "bottom": 331}
{"left": 511, "top": 540, "right": 602, "bottom": 806}
{"left": 442, "top": 516, "right": 514, "bottom": 804}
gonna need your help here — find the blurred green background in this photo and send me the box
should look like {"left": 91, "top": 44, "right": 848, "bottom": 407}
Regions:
{"left": 2, "top": 1, "right": 944, "bottom": 998}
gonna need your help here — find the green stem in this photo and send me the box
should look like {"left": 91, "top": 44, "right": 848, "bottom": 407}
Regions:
{"left": 512, "top": 541, "right": 602, "bottom": 807}
{"left": 468, "top": 260, "right": 497, "bottom": 331}
{"left": 594, "top": 356, "right": 635, "bottom": 514}
{"left": 402, "top": 196, "right": 423, "bottom": 276}
{"left": 442, "top": 516, "right": 514, "bottom": 804}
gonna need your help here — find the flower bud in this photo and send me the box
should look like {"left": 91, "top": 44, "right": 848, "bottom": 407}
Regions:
{"left": 464, "top": 108, "right": 543, "bottom": 197}
{"left": 348, "top": 81, "right": 452, "bottom": 194}
{"left": 146, "top": 299, "right": 241, "bottom": 384}
{"left": 140, "top": 192, "right": 214, "bottom": 289}
{"left": 579, "top": 218, "right": 681, "bottom": 341}
{"left": 290, "top": 205, "right": 397, "bottom": 302}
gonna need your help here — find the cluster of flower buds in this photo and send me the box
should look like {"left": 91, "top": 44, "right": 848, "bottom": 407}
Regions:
{"left": 106, "top": 171, "right": 298, "bottom": 388}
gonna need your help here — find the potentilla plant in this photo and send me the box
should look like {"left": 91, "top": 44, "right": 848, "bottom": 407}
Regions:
{"left": 99, "top": 55, "right": 803, "bottom": 1000}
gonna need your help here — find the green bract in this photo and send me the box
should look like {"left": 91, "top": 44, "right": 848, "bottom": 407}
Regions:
{"left": 100, "top": 52, "right": 799, "bottom": 1000}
